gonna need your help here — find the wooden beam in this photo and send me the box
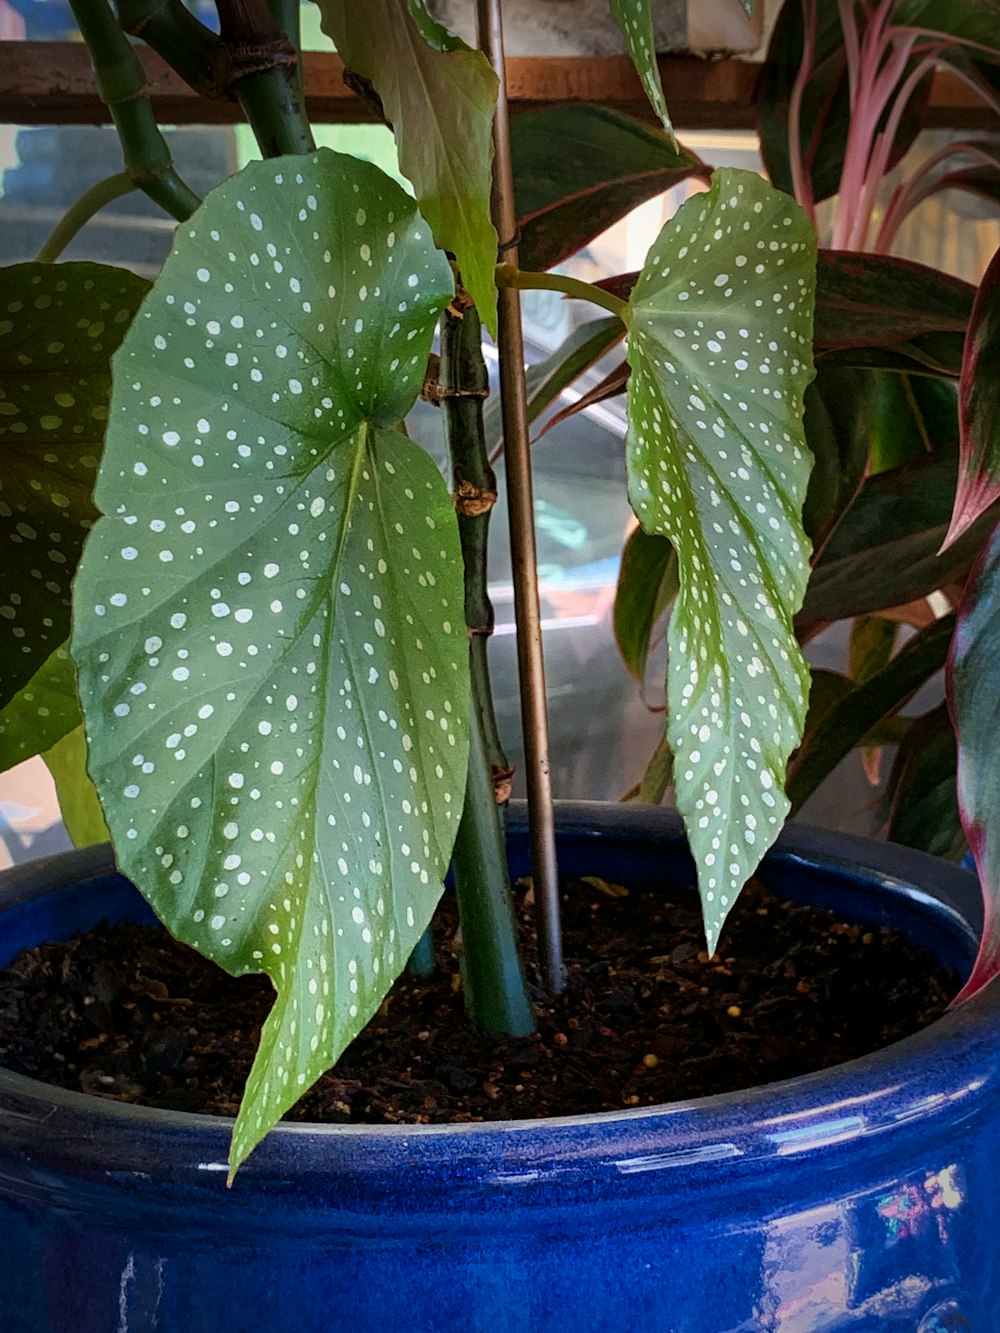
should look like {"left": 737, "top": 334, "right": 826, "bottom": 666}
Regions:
{"left": 0, "top": 41, "right": 993, "bottom": 131}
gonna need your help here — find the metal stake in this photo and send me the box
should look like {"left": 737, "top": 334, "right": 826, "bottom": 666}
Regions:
{"left": 475, "top": 0, "right": 564, "bottom": 994}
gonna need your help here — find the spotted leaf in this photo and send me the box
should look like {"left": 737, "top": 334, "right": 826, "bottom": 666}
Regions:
{"left": 71, "top": 151, "right": 468, "bottom": 1175}
{"left": 318, "top": 0, "right": 499, "bottom": 335}
{"left": 0, "top": 263, "right": 148, "bottom": 708}
{"left": 625, "top": 168, "right": 816, "bottom": 951}
{"left": 0, "top": 641, "right": 80, "bottom": 770}
{"left": 608, "top": 0, "right": 677, "bottom": 148}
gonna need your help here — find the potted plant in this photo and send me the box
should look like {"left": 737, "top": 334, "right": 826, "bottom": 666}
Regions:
{"left": 0, "top": 0, "right": 999, "bottom": 1327}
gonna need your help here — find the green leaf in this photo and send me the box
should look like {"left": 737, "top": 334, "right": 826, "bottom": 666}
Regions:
{"left": 946, "top": 242, "right": 1000, "bottom": 549}
{"left": 801, "top": 363, "right": 874, "bottom": 550}
{"left": 43, "top": 725, "right": 109, "bottom": 848}
{"left": 801, "top": 450, "right": 994, "bottom": 623}
{"left": 482, "top": 316, "right": 623, "bottom": 458}
{"left": 948, "top": 520, "right": 1000, "bottom": 997}
{"left": 0, "top": 641, "right": 80, "bottom": 770}
{"left": 608, "top": 0, "right": 677, "bottom": 146}
{"left": 849, "top": 615, "right": 899, "bottom": 683}
{"left": 613, "top": 526, "right": 677, "bottom": 681}
{"left": 637, "top": 730, "right": 674, "bottom": 804}
{"left": 787, "top": 614, "right": 955, "bottom": 813}
{"left": 0, "top": 262, "right": 148, "bottom": 707}
{"left": 870, "top": 371, "right": 957, "bottom": 475}
{"left": 71, "top": 151, "right": 468, "bottom": 1175}
{"left": 892, "top": 1, "right": 1000, "bottom": 54}
{"left": 884, "top": 704, "right": 963, "bottom": 861}
{"left": 317, "top": 0, "right": 499, "bottom": 335}
{"left": 625, "top": 168, "right": 817, "bottom": 951}
{"left": 511, "top": 105, "right": 704, "bottom": 272}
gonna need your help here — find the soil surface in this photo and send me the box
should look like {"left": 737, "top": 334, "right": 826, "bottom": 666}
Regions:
{"left": 0, "top": 875, "right": 959, "bottom": 1123}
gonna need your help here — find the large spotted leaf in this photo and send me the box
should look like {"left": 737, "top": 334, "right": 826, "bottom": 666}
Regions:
{"left": 625, "top": 168, "right": 816, "bottom": 951}
{"left": 0, "top": 263, "right": 148, "bottom": 707}
{"left": 318, "top": 0, "right": 499, "bottom": 335}
{"left": 0, "top": 641, "right": 80, "bottom": 770}
{"left": 72, "top": 151, "right": 467, "bottom": 1175}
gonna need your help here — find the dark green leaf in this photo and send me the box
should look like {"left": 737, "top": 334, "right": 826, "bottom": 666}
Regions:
{"left": 884, "top": 704, "right": 963, "bottom": 861}
{"left": 317, "top": 0, "right": 499, "bottom": 334}
{"left": 613, "top": 526, "right": 677, "bottom": 681}
{"left": 814, "top": 251, "right": 974, "bottom": 354}
{"left": 801, "top": 363, "right": 873, "bottom": 549}
{"left": 946, "top": 242, "right": 1000, "bottom": 548}
{"left": 0, "top": 262, "right": 148, "bottom": 706}
{"left": 948, "top": 518, "right": 1000, "bottom": 996}
{"left": 72, "top": 151, "right": 468, "bottom": 1175}
{"left": 482, "top": 316, "right": 623, "bottom": 458}
{"left": 788, "top": 614, "right": 954, "bottom": 812}
{"left": 801, "top": 450, "right": 994, "bottom": 623}
{"left": 512, "top": 105, "right": 704, "bottom": 273}
{"left": 608, "top": 0, "right": 677, "bottom": 145}
{"left": 0, "top": 641, "right": 80, "bottom": 770}
{"left": 892, "top": 0, "right": 1000, "bottom": 54}
{"left": 625, "top": 168, "right": 816, "bottom": 951}
{"left": 869, "top": 371, "right": 957, "bottom": 474}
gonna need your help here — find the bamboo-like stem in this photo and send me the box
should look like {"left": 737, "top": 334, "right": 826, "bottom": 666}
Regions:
{"left": 116, "top": 0, "right": 223, "bottom": 100}
{"left": 216, "top": 0, "right": 314, "bottom": 158}
{"left": 36, "top": 171, "right": 136, "bottom": 262}
{"left": 496, "top": 263, "right": 630, "bottom": 322}
{"left": 476, "top": 0, "right": 564, "bottom": 996}
{"left": 441, "top": 304, "right": 511, "bottom": 777}
{"left": 69, "top": 0, "right": 200, "bottom": 222}
{"left": 452, "top": 691, "right": 535, "bottom": 1035}
{"left": 265, "top": 0, "right": 307, "bottom": 118}
{"left": 441, "top": 301, "right": 534, "bottom": 1033}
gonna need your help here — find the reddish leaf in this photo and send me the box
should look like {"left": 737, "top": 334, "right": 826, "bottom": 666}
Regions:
{"left": 539, "top": 358, "right": 629, "bottom": 439}
{"left": 945, "top": 244, "right": 1000, "bottom": 549}
{"left": 814, "top": 252, "right": 975, "bottom": 353}
{"left": 511, "top": 106, "right": 705, "bottom": 273}
{"left": 948, "top": 519, "right": 1000, "bottom": 1000}
{"left": 884, "top": 704, "right": 964, "bottom": 862}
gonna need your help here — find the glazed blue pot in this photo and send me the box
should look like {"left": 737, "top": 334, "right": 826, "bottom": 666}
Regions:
{"left": 0, "top": 803, "right": 994, "bottom": 1333}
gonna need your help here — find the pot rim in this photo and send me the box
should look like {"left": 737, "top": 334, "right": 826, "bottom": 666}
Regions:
{"left": 0, "top": 801, "right": 994, "bottom": 1202}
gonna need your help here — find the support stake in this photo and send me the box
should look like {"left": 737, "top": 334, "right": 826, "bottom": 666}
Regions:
{"left": 475, "top": 0, "right": 564, "bottom": 995}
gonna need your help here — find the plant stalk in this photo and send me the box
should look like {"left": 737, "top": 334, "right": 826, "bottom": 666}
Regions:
{"left": 36, "top": 171, "right": 136, "bottom": 263}
{"left": 441, "top": 301, "right": 534, "bottom": 1034}
{"left": 453, "top": 691, "right": 536, "bottom": 1036}
{"left": 116, "top": 0, "right": 223, "bottom": 100}
{"left": 496, "top": 264, "right": 629, "bottom": 322}
{"left": 476, "top": 0, "right": 564, "bottom": 997}
{"left": 69, "top": 0, "right": 201, "bottom": 222}
{"left": 215, "top": 0, "right": 315, "bottom": 158}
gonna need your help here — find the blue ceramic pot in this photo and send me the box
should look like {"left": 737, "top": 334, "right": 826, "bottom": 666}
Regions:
{"left": 0, "top": 803, "right": 994, "bottom": 1333}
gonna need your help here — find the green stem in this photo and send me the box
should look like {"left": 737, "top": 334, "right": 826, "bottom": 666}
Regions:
{"left": 36, "top": 171, "right": 137, "bottom": 263}
{"left": 441, "top": 303, "right": 534, "bottom": 1037}
{"left": 69, "top": 0, "right": 201, "bottom": 223}
{"left": 407, "top": 925, "right": 436, "bottom": 978}
{"left": 453, "top": 698, "right": 535, "bottom": 1036}
{"left": 216, "top": 0, "right": 314, "bottom": 158}
{"left": 265, "top": 0, "right": 307, "bottom": 117}
{"left": 496, "top": 263, "right": 630, "bottom": 323}
{"left": 115, "top": 0, "right": 222, "bottom": 99}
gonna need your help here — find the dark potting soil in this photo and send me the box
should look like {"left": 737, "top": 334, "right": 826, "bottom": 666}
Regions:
{"left": 0, "top": 875, "right": 959, "bottom": 1124}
